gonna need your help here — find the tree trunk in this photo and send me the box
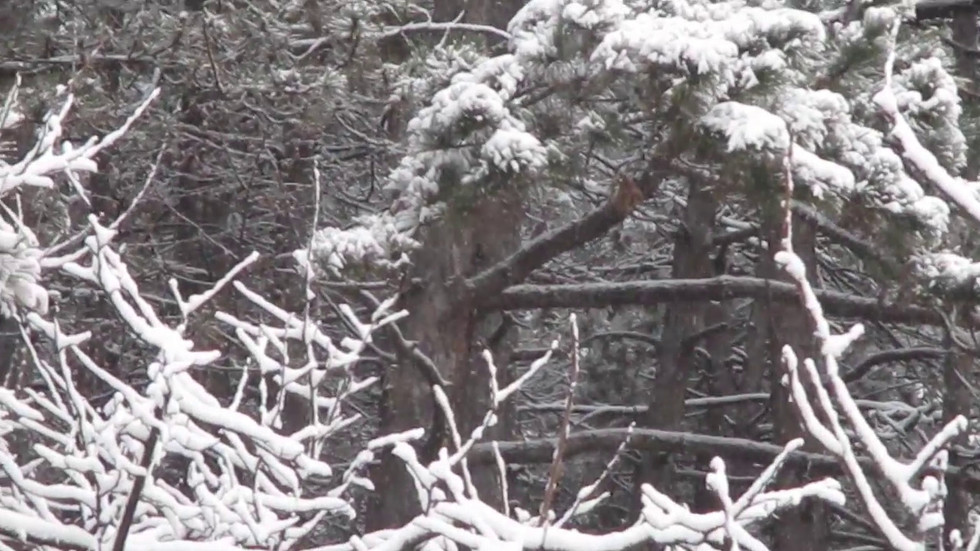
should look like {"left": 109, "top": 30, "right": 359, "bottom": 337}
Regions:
{"left": 748, "top": 211, "right": 829, "bottom": 551}
{"left": 369, "top": 190, "right": 523, "bottom": 529}
{"left": 632, "top": 179, "right": 716, "bottom": 528}
{"left": 692, "top": 285, "right": 737, "bottom": 513}
{"left": 367, "top": 0, "right": 528, "bottom": 531}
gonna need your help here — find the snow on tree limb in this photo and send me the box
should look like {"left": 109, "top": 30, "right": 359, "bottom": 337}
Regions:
{"left": 0, "top": 82, "right": 402, "bottom": 550}
{"left": 874, "top": 20, "right": 980, "bottom": 226}
{"left": 775, "top": 127, "right": 967, "bottom": 550}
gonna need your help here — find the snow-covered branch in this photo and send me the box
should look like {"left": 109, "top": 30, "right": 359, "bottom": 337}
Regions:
{"left": 776, "top": 127, "right": 968, "bottom": 551}
{"left": 875, "top": 21, "right": 980, "bottom": 227}
{"left": 0, "top": 82, "right": 401, "bottom": 551}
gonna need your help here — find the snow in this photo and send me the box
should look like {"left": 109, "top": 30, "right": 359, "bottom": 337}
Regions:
{"left": 700, "top": 102, "right": 855, "bottom": 196}
{"left": 304, "top": 43, "right": 548, "bottom": 278}
{"left": 3, "top": 3, "right": 980, "bottom": 550}
{"left": 791, "top": 147, "right": 855, "bottom": 197}
{"left": 874, "top": 25, "right": 980, "bottom": 228}
{"left": 777, "top": 194, "right": 967, "bottom": 551}
{"left": 0, "top": 509, "right": 95, "bottom": 549}
{"left": 296, "top": 214, "right": 417, "bottom": 276}
{"left": 592, "top": 13, "right": 741, "bottom": 76}
{"left": 701, "top": 102, "right": 790, "bottom": 153}
{"left": 510, "top": 0, "right": 630, "bottom": 62}
{"left": 911, "top": 252, "right": 980, "bottom": 294}
{"left": 0, "top": 89, "right": 409, "bottom": 547}
{"left": 483, "top": 128, "right": 548, "bottom": 172}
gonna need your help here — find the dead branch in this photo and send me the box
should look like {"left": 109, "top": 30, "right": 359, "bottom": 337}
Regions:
{"left": 488, "top": 277, "right": 948, "bottom": 327}
{"left": 467, "top": 428, "right": 980, "bottom": 494}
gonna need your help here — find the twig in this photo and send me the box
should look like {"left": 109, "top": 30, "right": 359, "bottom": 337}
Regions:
{"left": 111, "top": 424, "right": 160, "bottom": 551}
{"left": 539, "top": 314, "right": 582, "bottom": 526}
{"left": 380, "top": 21, "right": 512, "bottom": 41}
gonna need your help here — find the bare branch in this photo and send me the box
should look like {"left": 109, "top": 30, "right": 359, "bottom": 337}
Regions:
{"left": 489, "top": 277, "right": 946, "bottom": 327}
{"left": 539, "top": 315, "right": 581, "bottom": 525}
{"left": 466, "top": 428, "right": 980, "bottom": 493}
{"left": 466, "top": 170, "right": 665, "bottom": 304}
{"left": 843, "top": 347, "right": 947, "bottom": 383}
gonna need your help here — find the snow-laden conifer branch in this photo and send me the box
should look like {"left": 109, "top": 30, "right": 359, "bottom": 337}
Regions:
{"left": 875, "top": 20, "right": 980, "bottom": 226}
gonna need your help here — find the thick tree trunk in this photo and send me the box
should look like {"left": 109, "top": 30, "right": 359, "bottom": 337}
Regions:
{"left": 369, "top": 191, "right": 523, "bottom": 530}
{"left": 692, "top": 290, "right": 736, "bottom": 513}
{"left": 632, "top": 180, "right": 716, "bottom": 530}
{"left": 367, "top": 0, "right": 528, "bottom": 531}
{"left": 747, "top": 213, "right": 829, "bottom": 551}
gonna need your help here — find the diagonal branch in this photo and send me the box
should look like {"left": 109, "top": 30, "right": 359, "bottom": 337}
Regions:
{"left": 466, "top": 170, "right": 665, "bottom": 305}
{"left": 791, "top": 201, "right": 895, "bottom": 271}
{"left": 875, "top": 37, "right": 980, "bottom": 226}
{"left": 111, "top": 425, "right": 160, "bottom": 551}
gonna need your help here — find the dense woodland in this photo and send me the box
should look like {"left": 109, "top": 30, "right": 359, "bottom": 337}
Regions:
{"left": 4, "top": 0, "right": 980, "bottom": 549}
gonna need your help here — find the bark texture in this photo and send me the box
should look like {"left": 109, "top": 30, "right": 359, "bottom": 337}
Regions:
{"left": 369, "top": 190, "right": 523, "bottom": 529}
{"left": 752, "top": 216, "right": 830, "bottom": 551}
{"left": 632, "top": 179, "right": 717, "bottom": 527}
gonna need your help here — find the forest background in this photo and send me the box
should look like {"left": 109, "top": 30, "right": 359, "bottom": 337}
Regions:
{"left": 2, "top": 0, "right": 980, "bottom": 549}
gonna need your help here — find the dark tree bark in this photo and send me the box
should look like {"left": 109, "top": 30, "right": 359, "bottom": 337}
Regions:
{"left": 693, "top": 276, "right": 737, "bottom": 512}
{"left": 369, "top": 188, "right": 524, "bottom": 530}
{"left": 632, "top": 179, "right": 717, "bottom": 528}
{"left": 751, "top": 215, "right": 830, "bottom": 551}
{"left": 368, "top": 0, "right": 528, "bottom": 531}
{"left": 943, "top": 10, "right": 979, "bottom": 539}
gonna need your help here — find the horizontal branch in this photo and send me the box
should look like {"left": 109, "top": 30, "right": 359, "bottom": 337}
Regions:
{"left": 380, "top": 21, "right": 512, "bottom": 40}
{"left": 582, "top": 330, "right": 660, "bottom": 347}
{"left": 520, "top": 396, "right": 917, "bottom": 415}
{"left": 915, "top": 0, "right": 980, "bottom": 20}
{"left": 488, "top": 276, "right": 947, "bottom": 327}
{"left": 0, "top": 55, "right": 161, "bottom": 74}
{"left": 468, "top": 428, "right": 980, "bottom": 493}
{"left": 842, "top": 347, "right": 947, "bottom": 383}
{"left": 517, "top": 395, "right": 769, "bottom": 417}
